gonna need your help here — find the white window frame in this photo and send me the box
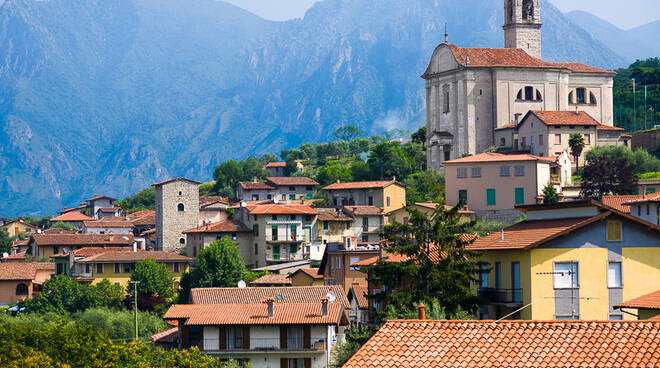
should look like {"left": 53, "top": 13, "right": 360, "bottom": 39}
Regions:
{"left": 607, "top": 261, "right": 622, "bottom": 288}
{"left": 553, "top": 261, "right": 579, "bottom": 289}
{"left": 500, "top": 165, "right": 510, "bottom": 177}
{"left": 471, "top": 167, "right": 482, "bottom": 178}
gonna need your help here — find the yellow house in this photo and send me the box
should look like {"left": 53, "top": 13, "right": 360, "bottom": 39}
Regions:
{"left": 316, "top": 208, "right": 355, "bottom": 244}
{"left": 29, "top": 233, "right": 138, "bottom": 260}
{"left": 386, "top": 202, "right": 474, "bottom": 225}
{"left": 288, "top": 268, "right": 324, "bottom": 286}
{"left": 322, "top": 180, "right": 406, "bottom": 212}
{"left": 53, "top": 248, "right": 191, "bottom": 288}
{"left": 469, "top": 200, "right": 660, "bottom": 321}
{"left": 1, "top": 219, "right": 39, "bottom": 237}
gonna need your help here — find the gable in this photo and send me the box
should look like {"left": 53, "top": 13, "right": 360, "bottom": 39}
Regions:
{"left": 422, "top": 44, "right": 460, "bottom": 77}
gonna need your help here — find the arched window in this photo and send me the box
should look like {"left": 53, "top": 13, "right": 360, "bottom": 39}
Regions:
{"left": 500, "top": 138, "right": 506, "bottom": 147}
{"left": 576, "top": 88, "right": 586, "bottom": 104}
{"left": 525, "top": 86, "right": 534, "bottom": 101}
{"left": 568, "top": 91, "right": 574, "bottom": 104}
{"left": 517, "top": 90, "right": 523, "bottom": 100}
{"left": 536, "top": 90, "right": 543, "bottom": 101}
{"left": 179, "top": 238, "right": 185, "bottom": 244}
{"left": 177, "top": 203, "right": 184, "bottom": 212}
{"left": 589, "top": 92, "right": 597, "bottom": 105}
{"left": 173, "top": 280, "right": 180, "bottom": 290}
{"left": 16, "top": 283, "right": 28, "bottom": 296}
{"left": 522, "top": 0, "right": 534, "bottom": 21}
{"left": 508, "top": 0, "right": 514, "bottom": 22}
{"left": 517, "top": 87, "right": 542, "bottom": 102}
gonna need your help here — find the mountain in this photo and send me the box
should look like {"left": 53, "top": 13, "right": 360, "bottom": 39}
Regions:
{"left": 566, "top": 11, "right": 660, "bottom": 64}
{"left": 0, "top": 0, "right": 626, "bottom": 216}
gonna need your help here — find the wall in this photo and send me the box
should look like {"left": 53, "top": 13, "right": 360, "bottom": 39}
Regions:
{"left": 155, "top": 180, "right": 199, "bottom": 252}
{"left": 382, "top": 185, "right": 406, "bottom": 212}
{"left": 478, "top": 250, "right": 532, "bottom": 320}
{"left": 629, "top": 203, "right": 660, "bottom": 225}
{"left": 90, "top": 261, "right": 188, "bottom": 287}
{"left": 632, "top": 128, "right": 660, "bottom": 152}
{"left": 0, "top": 280, "right": 32, "bottom": 305}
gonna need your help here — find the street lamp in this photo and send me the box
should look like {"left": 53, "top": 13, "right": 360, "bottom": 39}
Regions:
{"left": 129, "top": 280, "right": 140, "bottom": 340}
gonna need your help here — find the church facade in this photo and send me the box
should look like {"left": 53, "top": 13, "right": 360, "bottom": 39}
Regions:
{"left": 425, "top": 0, "right": 618, "bottom": 171}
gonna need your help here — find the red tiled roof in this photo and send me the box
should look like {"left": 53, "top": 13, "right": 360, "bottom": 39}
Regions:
{"left": 350, "top": 285, "right": 369, "bottom": 309}
{"left": 317, "top": 210, "right": 354, "bottom": 222}
{"left": 183, "top": 220, "right": 251, "bottom": 234}
{"left": 42, "top": 228, "right": 77, "bottom": 235}
{"left": 239, "top": 181, "right": 275, "bottom": 190}
{"left": 602, "top": 195, "right": 644, "bottom": 213}
{"left": 494, "top": 122, "right": 517, "bottom": 131}
{"left": 290, "top": 268, "right": 323, "bottom": 280}
{"left": 50, "top": 212, "right": 93, "bottom": 222}
{"left": 127, "top": 210, "right": 155, "bottom": 219}
{"left": 444, "top": 152, "right": 552, "bottom": 164}
{"left": 57, "top": 205, "right": 88, "bottom": 214}
{"left": 622, "top": 192, "right": 660, "bottom": 205}
{"left": 78, "top": 250, "right": 192, "bottom": 263}
{"left": 151, "top": 327, "right": 179, "bottom": 343}
{"left": 164, "top": 303, "right": 347, "bottom": 326}
{"left": 343, "top": 206, "right": 383, "bottom": 216}
{"left": 323, "top": 180, "right": 400, "bottom": 190}
{"left": 354, "top": 236, "right": 475, "bottom": 267}
{"left": 444, "top": 44, "right": 615, "bottom": 74}
{"left": 87, "top": 195, "right": 117, "bottom": 202}
{"left": 266, "top": 162, "right": 287, "bottom": 168}
{"left": 0, "top": 262, "right": 54, "bottom": 281}
{"left": 266, "top": 177, "right": 319, "bottom": 186}
{"left": 30, "top": 233, "right": 135, "bottom": 246}
{"left": 615, "top": 289, "right": 660, "bottom": 311}
{"left": 2, "top": 252, "right": 27, "bottom": 261}
{"left": 83, "top": 219, "right": 134, "bottom": 228}
{"left": 249, "top": 273, "right": 292, "bottom": 286}
{"left": 50, "top": 247, "right": 133, "bottom": 259}
{"left": 248, "top": 204, "right": 318, "bottom": 215}
{"left": 130, "top": 214, "right": 155, "bottom": 227}
{"left": 190, "top": 286, "right": 350, "bottom": 308}
{"left": 597, "top": 124, "right": 625, "bottom": 131}
{"left": 530, "top": 110, "right": 601, "bottom": 127}
{"left": 152, "top": 177, "right": 202, "bottom": 187}
{"left": 96, "top": 207, "right": 121, "bottom": 213}
{"left": 344, "top": 320, "right": 660, "bottom": 368}
{"left": 199, "top": 196, "right": 228, "bottom": 207}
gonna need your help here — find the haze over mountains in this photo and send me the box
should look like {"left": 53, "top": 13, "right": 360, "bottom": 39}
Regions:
{"left": 0, "top": 0, "right": 635, "bottom": 216}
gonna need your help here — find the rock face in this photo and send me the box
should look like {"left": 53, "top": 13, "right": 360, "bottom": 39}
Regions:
{"left": 0, "top": 0, "right": 626, "bottom": 216}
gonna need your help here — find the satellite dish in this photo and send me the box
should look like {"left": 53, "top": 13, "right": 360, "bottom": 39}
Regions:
{"left": 326, "top": 291, "right": 336, "bottom": 303}
{"left": 273, "top": 198, "right": 279, "bottom": 204}
{"left": 241, "top": 202, "right": 247, "bottom": 208}
{"left": 2, "top": 253, "right": 8, "bottom": 258}
{"left": 237, "top": 280, "right": 246, "bottom": 288}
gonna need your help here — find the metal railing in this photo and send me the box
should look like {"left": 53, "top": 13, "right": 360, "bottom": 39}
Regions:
{"left": 201, "top": 338, "right": 327, "bottom": 352}
{"left": 478, "top": 288, "right": 523, "bottom": 305}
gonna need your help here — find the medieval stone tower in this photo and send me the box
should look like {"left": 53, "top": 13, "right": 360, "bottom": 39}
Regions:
{"left": 503, "top": 0, "right": 542, "bottom": 59}
{"left": 154, "top": 178, "right": 200, "bottom": 253}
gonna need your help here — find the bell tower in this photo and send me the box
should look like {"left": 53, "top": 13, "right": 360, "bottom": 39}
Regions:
{"left": 503, "top": 0, "right": 542, "bottom": 59}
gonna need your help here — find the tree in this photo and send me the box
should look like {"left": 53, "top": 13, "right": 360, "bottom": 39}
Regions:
{"left": 370, "top": 205, "right": 483, "bottom": 317}
{"left": 542, "top": 182, "right": 558, "bottom": 204}
{"left": 116, "top": 187, "right": 156, "bottom": 212}
{"left": 403, "top": 171, "right": 445, "bottom": 205}
{"left": 21, "top": 274, "right": 81, "bottom": 314}
{"left": 316, "top": 164, "right": 352, "bottom": 186}
{"left": 411, "top": 126, "right": 427, "bottom": 145}
{"left": 568, "top": 133, "right": 585, "bottom": 173}
{"left": 212, "top": 160, "right": 241, "bottom": 194}
{"left": 349, "top": 161, "right": 371, "bottom": 182}
{"left": 50, "top": 221, "right": 76, "bottom": 231}
{"left": 0, "top": 229, "right": 11, "bottom": 255}
{"left": 586, "top": 145, "right": 660, "bottom": 174}
{"left": 581, "top": 155, "right": 637, "bottom": 198}
{"left": 258, "top": 153, "right": 279, "bottom": 166}
{"left": 402, "top": 142, "right": 426, "bottom": 172}
{"left": 76, "top": 279, "right": 125, "bottom": 311}
{"left": 367, "top": 142, "right": 414, "bottom": 180}
{"left": 178, "top": 237, "right": 247, "bottom": 303}
{"left": 130, "top": 259, "right": 175, "bottom": 299}
{"left": 334, "top": 125, "right": 361, "bottom": 141}
{"left": 330, "top": 326, "right": 373, "bottom": 368}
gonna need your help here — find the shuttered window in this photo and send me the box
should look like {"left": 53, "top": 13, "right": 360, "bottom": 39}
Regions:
{"left": 607, "top": 221, "right": 622, "bottom": 241}
{"left": 486, "top": 189, "right": 496, "bottom": 206}
{"left": 514, "top": 188, "right": 525, "bottom": 205}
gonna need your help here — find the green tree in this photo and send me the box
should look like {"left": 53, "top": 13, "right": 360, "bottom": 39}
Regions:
{"left": 50, "top": 221, "right": 76, "bottom": 231}
{"left": 116, "top": 187, "right": 156, "bottom": 212}
{"left": 0, "top": 229, "right": 11, "bottom": 255}
{"left": 542, "top": 182, "right": 558, "bottom": 204}
{"left": 402, "top": 141, "right": 426, "bottom": 171}
{"left": 21, "top": 274, "right": 82, "bottom": 314}
{"left": 350, "top": 161, "right": 372, "bottom": 182}
{"left": 411, "top": 126, "right": 427, "bottom": 145}
{"left": 334, "top": 125, "right": 361, "bottom": 141}
{"left": 367, "top": 142, "right": 414, "bottom": 180}
{"left": 403, "top": 171, "right": 445, "bottom": 205}
{"left": 370, "top": 205, "right": 482, "bottom": 317}
{"left": 178, "top": 237, "right": 247, "bottom": 303}
{"left": 130, "top": 259, "right": 175, "bottom": 299}
{"left": 258, "top": 153, "right": 279, "bottom": 166}
{"left": 330, "top": 326, "right": 373, "bottom": 368}
{"left": 568, "top": 133, "right": 585, "bottom": 173}
{"left": 212, "top": 160, "right": 241, "bottom": 194}
{"left": 316, "top": 164, "right": 353, "bottom": 186}
{"left": 586, "top": 145, "right": 660, "bottom": 174}
{"left": 76, "top": 279, "right": 125, "bottom": 310}
{"left": 581, "top": 154, "right": 637, "bottom": 198}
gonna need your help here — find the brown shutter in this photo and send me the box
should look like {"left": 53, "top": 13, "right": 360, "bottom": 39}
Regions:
{"left": 304, "top": 358, "right": 312, "bottom": 368}
{"left": 280, "top": 326, "right": 288, "bottom": 349}
{"left": 280, "top": 358, "right": 288, "bottom": 368}
{"left": 243, "top": 326, "right": 250, "bottom": 349}
{"left": 303, "top": 326, "right": 311, "bottom": 349}
{"left": 219, "top": 327, "right": 227, "bottom": 349}
{"left": 181, "top": 325, "right": 189, "bottom": 348}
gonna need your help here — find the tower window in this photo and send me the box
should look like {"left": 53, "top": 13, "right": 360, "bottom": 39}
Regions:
{"left": 179, "top": 238, "right": 185, "bottom": 244}
{"left": 522, "top": 0, "right": 534, "bottom": 21}
{"left": 443, "top": 90, "right": 450, "bottom": 113}
{"left": 525, "top": 86, "right": 533, "bottom": 101}
{"left": 177, "top": 203, "right": 184, "bottom": 212}
{"left": 576, "top": 88, "right": 586, "bottom": 104}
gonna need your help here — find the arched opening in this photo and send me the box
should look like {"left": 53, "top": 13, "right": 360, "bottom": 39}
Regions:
{"left": 524, "top": 86, "right": 534, "bottom": 101}
{"left": 177, "top": 203, "right": 184, "bottom": 212}
{"left": 16, "top": 283, "right": 28, "bottom": 296}
{"left": 568, "top": 91, "right": 574, "bottom": 104}
{"left": 522, "top": 0, "right": 534, "bottom": 21}
{"left": 179, "top": 238, "right": 185, "bottom": 245}
{"left": 517, "top": 87, "right": 542, "bottom": 102}
{"left": 589, "top": 92, "right": 597, "bottom": 105}
{"left": 576, "top": 88, "right": 586, "bottom": 104}
{"left": 517, "top": 90, "right": 523, "bottom": 100}
{"left": 536, "top": 90, "right": 543, "bottom": 101}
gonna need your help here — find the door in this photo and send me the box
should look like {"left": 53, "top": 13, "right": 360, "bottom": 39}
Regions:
{"left": 273, "top": 245, "right": 280, "bottom": 261}
{"left": 511, "top": 262, "right": 521, "bottom": 303}
{"left": 515, "top": 188, "right": 525, "bottom": 205}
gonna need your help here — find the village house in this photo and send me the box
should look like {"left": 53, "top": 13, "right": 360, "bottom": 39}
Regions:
{"left": 318, "top": 240, "right": 380, "bottom": 289}
{"left": 314, "top": 207, "right": 354, "bottom": 245}
{"left": 127, "top": 210, "right": 156, "bottom": 236}
{"left": 49, "top": 211, "right": 93, "bottom": 228}
{"left": 322, "top": 180, "right": 406, "bottom": 212}
{"left": 1, "top": 219, "right": 39, "bottom": 237}
{"left": 183, "top": 219, "right": 253, "bottom": 262}
{"left": 264, "top": 162, "right": 304, "bottom": 177}
{"left": 85, "top": 195, "right": 119, "bottom": 219}
{"left": 469, "top": 200, "right": 660, "bottom": 320}
{"left": 199, "top": 196, "right": 230, "bottom": 225}
{"left": 288, "top": 268, "right": 324, "bottom": 287}
{"left": 0, "top": 262, "right": 54, "bottom": 306}
{"left": 237, "top": 177, "right": 319, "bottom": 202}
{"left": 249, "top": 273, "right": 292, "bottom": 287}
{"left": 622, "top": 192, "right": 660, "bottom": 225}
{"left": 614, "top": 289, "right": 660, "bottom": 320}
{"left": 342, "top": 206, "right": 384, "bottom": 244}
{"left": 82, "top": 219, "right": 134, "bottom": 235}
{"left": 346, "top": 285, "right": 369, "bottom": 329}
{"left": 386, "top": 202, "right": 475, "bottom": 225}
{"left": 29, "top": 233, "right": 139, "bottom": 260}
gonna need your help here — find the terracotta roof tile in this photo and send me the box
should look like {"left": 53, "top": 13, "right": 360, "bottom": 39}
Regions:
{"left": 602, "top": 195, "right": 644, "bottom": 213}
{"left": 289, "top": 268, "right": 323, "bottom": 280}
{"left": 83, "top": 219, "right": 134, "bottom": 228}
{"left": 265, "top": 162, "right": 287, "bottom": 168}
{"left": 317, "top": 210, "right": 354, "bottom": 222}
{"left": 615, "top": 289, "right": 660, "bottom": 310}
{"left": 444, "top": 152, "right": 552, "bottom": 164}
{"left": 50, "top": 212, "right": 93, "bottom": 222}
{"left": 2, "top": 252, "right": 27, "bottom": 261}
{"left": 129, "top": 213, "right": 156, "bottom": 227}
{"left": 239, "top": 181, "right": 275, "bottom": 190}
{"left": 0, "top": 262, "right": 54, "bottom": 281}
{"left": 531, "top": 110, "right": 600, "bottom": 126}
{"left": 165, "top": 303, "right": 346, "bottom": 326}
{"left": 343, "top": 206, "right": 383, "bottom": 216}
{"left": 42, "top": 228, "right": 77, "bottom": 235}
{"left": 323, "top": 180, "right": 400, "bottom": 190}
{"left": 30, "top": 233, "right": 135, "bottom": 246}
{"left": 199, "top": 196, "right": 228, "bottom": 207}
{"left": 183, "top": 220, "right": 251, "bottom": 234}
{"left": 151, "top": 327, "right": 179, "bottom": 343}
{"left": 190, "top": 286, "right": 349, "bottom": 308}
{"left": 494, "top": 122, "right": 517, "bottom": 131}
{"left": 350, "top": 285, "right": 369, "bottom": 309}
{"left": 344, "top": 320, "right": 660, "bottom": 368}
{"left": 354, "top": 236, "right": 475, "bottom": 267}
{"left": 248, "top": 204, "right": 318, "bottom": 215}
{"left": 78, "top": 250, "right": 192, "bottom": 263}
{"left": 50, "top": 247, "right": 133, "bottom": 259}
{"left": 96, "top": 207, "right": 121, "bottom": 213}
{"left": 152, "top": 177, "right": 201, "bottom": 187}
{"left": 266, "top": 177, "right": 319, "bottom": 186}
{"left": 87, "top": 195, "right": 117, "bottom": 202}
{"left": 249, "top": 273, "right": 292, "bottom": 286}
{"left": 57, "top": 205, "right": 88, "bottom": 214}
{"left": 622, "top": 192, "right": 660, "bottom": 205}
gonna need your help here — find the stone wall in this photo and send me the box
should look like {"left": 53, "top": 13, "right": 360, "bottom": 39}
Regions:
{"left": 155, "top": 180, "right": 199, "bottom": 253}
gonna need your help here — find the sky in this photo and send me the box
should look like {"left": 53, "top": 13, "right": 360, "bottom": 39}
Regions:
{"left": 223, "top": 0, "right": 659, "bottom": 30}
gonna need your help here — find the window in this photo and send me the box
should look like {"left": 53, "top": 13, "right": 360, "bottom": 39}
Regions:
{"left": 281, "top": 194, "right": 286, "bottom": 200}
{"left": 114, "top": 263, "right": 120, "bottom": 273}
{"left": 271, "top": 226, "right": 278, "bottom": 241}
{"left": 500, "top": 137, "right": 506, "bottom": 146}
{"left": 589, "top": 92, "right": 597, "bottom": 105}
{"left": 609, "top": 314, "right": 623, "bottom": 320}
{"left": 362, "top": 235, "right": 368, "bottom": 243}
{"left": 514, "top": 165, "right": 525, "bottom": 176}
{"left": 253, "top": 224, "right": 259, "bottom": 236}
{"left": 252, "top": 194, "right": 259, "bottom": 201}
{"left": 607, "top": 261, "right": 622, "bottom": 288}
{"left": 227, "top": 327, "right": 243, "bottom": 349}
{"left": 554, "top": 134, "right": 561, "bottom": 145}
{"left": 521, "top": 136, "right": 527, "bottom": 149}
{"left": 479, "top": 264, "right": 488, "bottom": 288}
{"left": 443, "top": 88, "right": 450, "bottom": 113}
{"left": 554, "top": 262, "right": 579, "bottom": 289}
{"left": 95, "top": 264, "right": 103, "bottom": 277}
{"left": 536, "top": 90, "right": 543, "bottom": 101}
{"left": 123, "top": 263, "right": 132, "bottom": 273}
{"left": 289, "top": 186, "right": 296, "bottom": 191}
{"left": 524, "top": 86, "right": 533, "bottom": 101}
{"left": 568, "top": 91, "right": 574, "bottom": 104}
{"left": 515, "top": 188, "right": 525, "bottom": 205}
{"left": 584, "top": 134, "right": 591, "bottom": 145}
{"left": 173, "top": 263, "right": 180, "bottom": 273}
{"left": 16, "top": 283, "right": 28, "bottom": 296}
{"left": 85, "top": 264, "right": 91, "bottom": 274}
{"left": 267, "top": 194, "right": 272, "bottom": 199}
{"left": 323, "top": 221, "right": 329, "bottom": 230}
{"left": 290, "top": 215, "right": 296, "bottom": 220}
{"left": 289, "top": 194, "right": 296, "bottom": 200}
{"left": 494, "top": 262, "right": 502, "bottom": 289}
{"left": 386, "top": 196, "right": 391, "bottom": 208}
{"left": 511, "top": 262, "right": 521, "bottom": 303}
{"left": 288, "top": 358, "right": 306, "bottom": 368}
{"left": 457, "top": 167, "right": 468, "bottom": 178}
{"left": 607, "top": 221, "right": 622, "bottom": 241}
{"left": 272, "top": 215, "right": 277, "bottom": 220}
{"left": 576, "top": 88, "right": 586, "bottom": 104}
{"left": 471, "top": 167, "right": 482, "bottom": 178}
{"left": 486, "top": 189, "right": 496, "bottom": 206}
{"left": 56, "top": 263, "right": 64, "bottom": 275}
{"left": 287, "top": 326, "right": 304, "bottom": 349}
{"left": 350, "top": 256, "right": 360, "bottom": 270}
{"left": 500, "top": 166, "right": 511, "bottom": 177}
{"left": 522, "top": 0, "right": 534, "bottom": 20}
{"left": 362, "top": 217, "right": 369, "bottom": 229}
{"left": 177, "top": 203, "right": 184, "bottom": 212}
{"left": 458, "top": 190, "right": 468, "bottom": 203}
{"left": 254, "top": 243, "right": 258, "bottom": 255}
{"left": 179, "top": 238, "right": 185, "bottom": 245}
{"left": 368, "top": 196, "right": 373, "bottom": 206}
{"left": 538, "top": 134, "right": 544, "bottom": 146}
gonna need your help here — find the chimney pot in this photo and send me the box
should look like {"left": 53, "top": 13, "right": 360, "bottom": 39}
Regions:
{"left": 336, "top": 179, "right": 340, "bottom": 184}
{"left": 263, "top": 297, "right": 275, "bottom": 318}
{"left": 500, "top": 229, "right": 504, "bottom": 242}
{"left": 321, "top": 297, "right": 329, "bottom": 317}
{"left": 417, "top": 303, "right": 426, "bottom": 320}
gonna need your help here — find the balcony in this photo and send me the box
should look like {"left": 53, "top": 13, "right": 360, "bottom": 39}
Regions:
{"left": 202, "top": 338, "right": 327, "bottom": 353}
{"left": 265, "top": 246, "right": 307, "bottom": 263}
{"left": 478, "top": 288, "right": 523, "bottom": 306}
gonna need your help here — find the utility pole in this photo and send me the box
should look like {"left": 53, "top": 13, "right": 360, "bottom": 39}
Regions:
{"left": 632, "top": 78, "right": 636, "bottom": 131}
{"left": 129, "top": 281, "right": 140, "bottom": 340}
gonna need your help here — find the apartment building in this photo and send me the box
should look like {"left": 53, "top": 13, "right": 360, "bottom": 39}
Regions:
{"left": 237, "top": 177, "right": 319, "bottom": 202}
{"left": 322, "top": 180, "right": 406, "bottom": 212}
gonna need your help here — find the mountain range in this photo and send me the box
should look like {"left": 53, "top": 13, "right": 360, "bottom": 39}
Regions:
{"left": 0, "top": 0, "right": 633, "bottom": 216}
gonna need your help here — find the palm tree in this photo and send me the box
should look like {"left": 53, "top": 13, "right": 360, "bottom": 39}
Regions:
{"left": 568, "top": 133, "right": 585, "bottom": 174}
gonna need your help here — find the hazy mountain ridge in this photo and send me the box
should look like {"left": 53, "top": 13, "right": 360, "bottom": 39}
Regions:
{"left": 0, "top": 0, "right": 626, "bottom": 216}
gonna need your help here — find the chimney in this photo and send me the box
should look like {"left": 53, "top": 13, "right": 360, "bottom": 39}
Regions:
{"left": 417, "top": 303, "right": 426, "bottom": 320}
{"left": 500, "top": 229, "right": 504, "bottom": 242}
{"left": 264, "top": 297, "right": 275, "bottom": 318}
{"left": 514, "top": 113, "right": 522, "bottom": 125}
{"left": 392, "top": 176, "right": 396, "bottom": 182}
{"left": 336, "top": 179, "right": 340, "bottom": 184}
{"left": 321, "top": 297, "right": 329, "bottom": 317}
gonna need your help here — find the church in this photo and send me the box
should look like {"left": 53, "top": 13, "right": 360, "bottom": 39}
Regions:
{"left": 425, "top": 0, "right": 626, "bottom": 170}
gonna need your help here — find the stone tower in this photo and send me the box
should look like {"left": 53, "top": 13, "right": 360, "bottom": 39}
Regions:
{"left": 503, "top": 0, "right": 542, "bottom": 59}
{"left": 154, "top": 177, "right": 201, "bottom": 253}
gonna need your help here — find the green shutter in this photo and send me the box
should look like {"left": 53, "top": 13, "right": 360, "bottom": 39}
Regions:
{"left": 290, "top": 244, "right": 297, "bottom": 254}
{"left": 486, "top": 189, "right": 496, "bottom": 206}
{"left": 515, "top": 188, "right": 525, "bottom": 205}
{"left": 647, "top": 188, "right": 656, "bottom": 194}
{"left": 458, "top": 190, "right": 468, "bottom": 203}
{"left": 289, "top": 194, "right": 296, "bottom": 200}
{"left": 273, "top": 245, "right": 280, "bottom": 260}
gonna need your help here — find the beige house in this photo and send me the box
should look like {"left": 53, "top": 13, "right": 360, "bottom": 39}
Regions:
{"left": 342, "top": 206, "right": 384, "bottom": 244}
{"left": 322, "top": 180, "right": 406, "bottom": 212}
{"left": 315, "top": 207, "right": 354, "bottom": 245}
{"left": 199, "top": 196, "right": 230, "bottom": 226}
{"left": 425, "top": 0, "right": 616, "bottom": 169}
{"left": 237, "top": 177, "right": 318, "bottom": 202}
{"left": 183, "top": 220, "right": 254, "bottom": 264}
{"left": 444, "top": 153, "right": 561, "bottom": 219}
{"left": 0, "top": 262, "right": 54, "bottom": 306}
{"left": 1, "top": 219, "right": 39, "bottom": 237}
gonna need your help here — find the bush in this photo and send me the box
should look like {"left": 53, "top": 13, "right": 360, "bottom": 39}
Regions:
{"left": 72, "top": 307, "right": 167, "bottom": 341}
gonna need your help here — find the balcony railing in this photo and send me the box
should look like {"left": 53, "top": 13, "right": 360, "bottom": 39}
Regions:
{"left": 201, "top": 338, "right": 327, "bottom": 352}
{"left": 478, "top": 288, "right": 523, "bottom": 305}
{"left": 265, "top": 248, "right": 307, "bottom": 262}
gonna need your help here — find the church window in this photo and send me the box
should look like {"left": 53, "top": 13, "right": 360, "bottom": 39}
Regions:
{"left": 589, "top": 92, "right": 597, "bottom": 105}
{"left": 576, "top": 88, "right": 586, "bottom": 104}
{"left": 517, "top": 90, "right": 523, "bottom": 100}
{"left": 522, "top": 0, "right": 534, "bottom": 21}
{"left": 536, "top": 90, "right": 543, "bottom": 101}
{"left": 525, "top": 86, "right": 534, "bottom": 101}
{"left": 177, "top": 203, "right": 184, "bottom": 212}
{"left": 443, "top": 88, "right": 450, "bottom": 113}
